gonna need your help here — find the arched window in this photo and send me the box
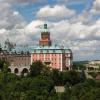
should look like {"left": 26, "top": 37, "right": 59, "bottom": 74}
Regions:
{"left": 66, "top": 67, "right": 69, "bottom": 70}
{"left": 14, "top": 68, "right": 19, "bottom": 73}
{"left": 22, "top": 68, "right": 28, "bottom": 74}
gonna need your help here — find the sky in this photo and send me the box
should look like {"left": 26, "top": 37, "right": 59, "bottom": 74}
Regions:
{"left": 0, "top": 0, "right": 100, "bottom": 61}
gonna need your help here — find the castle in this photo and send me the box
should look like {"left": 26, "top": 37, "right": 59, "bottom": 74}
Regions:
{"left": 0, "top": 23, "right": 73, "bottom": 75}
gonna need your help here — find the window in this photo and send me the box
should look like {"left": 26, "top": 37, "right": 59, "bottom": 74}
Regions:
{"left": 14, "top": 68, "right": 19, "bottom": 73}
{"left": 47, "top": 50, "right": 49, "bottom": 53}
{"left": 34, "top": 50, "right": 36, "bottom": 53}
{"left": 22, "top": 68, "right": 28, "bottom": 74}
{"left": 41, "top": 50, "right": 43, "bottom": 53}
{"left": 53, "top": 50, "right": 55, "bottom": 53}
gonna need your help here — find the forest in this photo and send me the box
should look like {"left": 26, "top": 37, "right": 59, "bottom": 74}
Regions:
{"left": 0, "top": 60, "right": 100, "bottom": 100}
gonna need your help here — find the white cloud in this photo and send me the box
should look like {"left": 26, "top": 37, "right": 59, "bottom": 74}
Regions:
{"left": 0, "top": 29, "right": 7, "bottom": 34}
{"left": 25, "top": 18, "right": 100, "bottom": 45}
{"left": 0, "top": 0, "right": 27, "bottom": 44}
{"left": 90, "top": 0, "right": 100, "bottom": 15}
{"left": 3, "top": 0, "right": 46, "bottom": 5}
{"left": 13, "top": 11, "right": 20, "bottom": 16}
{"left": 24, "top": 17, "right": 100, "bottom": 60}
{"left": 25, "top": 20, "right": 43, "bottom": 34}
{"left": 0, "top": 0, "right": 100, "bottom": 60}
{"left": 37, "top": 5, "right": 76, "bottom": 20}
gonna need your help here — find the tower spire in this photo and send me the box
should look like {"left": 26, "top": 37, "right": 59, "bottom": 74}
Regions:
{"left": 44, "top": 23, "right": 47, "bottom": 29}
{"left": 39, "top": 23, "right": 52, "bottom": 46}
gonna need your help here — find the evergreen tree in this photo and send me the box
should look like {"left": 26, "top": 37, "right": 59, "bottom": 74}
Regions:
{"left": 80, "top": 70, "right": 86, "bottom": 82}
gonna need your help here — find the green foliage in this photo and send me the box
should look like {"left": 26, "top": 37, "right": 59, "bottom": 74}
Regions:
{"left": 80, "top": 70, "right": 86, "bottom": 82}
{"left": 95, "top": 80, "right": 100, "bottom": 87}
{"left": 62, "top": 70, "right": 80, "bottom": 85}
{"left": 73, "top": 62, "right": 86, "bottom": 70}
{"left": 50, "top": 69, "right": 80, "bottom": 86}
{"left": 30, "top": 60, "right": 46, "bottom": 77}
{"left": 80, "top": 88, "right": 100, "bottom": 100}
{"left": 88, "top": 72, "right": 98, "bottom": 78}
{"left": 71, "top": 83, "right": 90, "bottom": 100}
{"left": 50, "top": 69, "right": 61, "bottom": 85}
{"left": 0, "top": 60, "right": 9, "bottom": 71}
{"left": 0, "top": 60, "right": 5, "bottom": 70}
{"left": 84, "top": 78, "right": 96, "bottom": 87}
{"left": 61, "top": 84, "right": 71, "bottom": 100}
{"left": 0, "top": 47, "right": 2, "bottom": 52}
{"left": 0, "top": 60, "right": 99, "bottom": 100}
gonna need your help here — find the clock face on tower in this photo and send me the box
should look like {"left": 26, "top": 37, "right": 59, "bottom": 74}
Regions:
{"left": 39, "top": 24, "right": 52, "bottom": 46}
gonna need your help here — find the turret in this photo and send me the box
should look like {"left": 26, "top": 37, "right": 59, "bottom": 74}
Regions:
{"left": 39, "top": 24, "right": 52, "bottom": 46}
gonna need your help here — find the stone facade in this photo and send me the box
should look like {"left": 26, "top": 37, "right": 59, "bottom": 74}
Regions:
{"left": 86, "top": 60, "right": 100, "bottom": 71}
{"left": 0, "top": 51, "right": 30, "bottom": 75}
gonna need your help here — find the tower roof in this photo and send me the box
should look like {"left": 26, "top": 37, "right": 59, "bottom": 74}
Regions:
{"left": 44, "top": 23, "right": 47, "bottom": 29}
{"left": 41, "top": 23, "right": 49, "bottom": 32}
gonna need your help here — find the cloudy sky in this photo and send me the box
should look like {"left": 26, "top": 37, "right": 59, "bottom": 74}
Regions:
{"left": 0, "top": 0, "right": 100, "bottom": 61}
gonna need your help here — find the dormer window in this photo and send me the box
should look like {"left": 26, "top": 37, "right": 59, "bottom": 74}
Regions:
{"left": 53, "top": 50, "right": 55, "bottom": 53}
{"left": 47, "top": 50, "right": 49, "bottom": 53}
{"left": 41, "top": 50, "right": 43, "bottom": 53}
{"left": 34, "top": 50, "right": 36, "bottom": 53}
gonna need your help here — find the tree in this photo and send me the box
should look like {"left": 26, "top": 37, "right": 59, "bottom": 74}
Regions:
{"left": 73, "top": 62, "right": 86, "bottom": 70}
{"left": 0, "top": 60, "right": 9, "bottom": 71}
{"left": 0, "top": 60, "right": 5, "bottom": 70}
{"left": 80, "top": 88, "right": 100, "bottom": 100}
{"left": 3, "top": 63, "right": 8, "bottom": 73}
{"left": 29, "top": 76, "right": 54, "bottom": 92}
{"left": 71, "top": 83, "right": 88, "bottom": 100}
{"left": 50, "top": 69, "right": 61, "bottom": 85}
{"left": 80, "top": 70, "right": 86, "bottom": 82}
{"left": 30, "top": 60, "right": 45, "bottom": 77}
{"left": 61, "top": 83, "right": 71, "bottom": 100}
{"left": 63, "top": 70, "right": 80, "bottom": 85}
{"left": 0, "top": 44, "right": 2, "bottom": 52}
{"left": 84, "top": 79, "right": 96, "bottom": 87}
{"left": 0, "top": 48, "right": 2, "bottom": 52}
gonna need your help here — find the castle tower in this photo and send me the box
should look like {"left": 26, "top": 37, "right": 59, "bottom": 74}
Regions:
{"left": 39, "top": 24, "right": 52, "bottom": 46}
